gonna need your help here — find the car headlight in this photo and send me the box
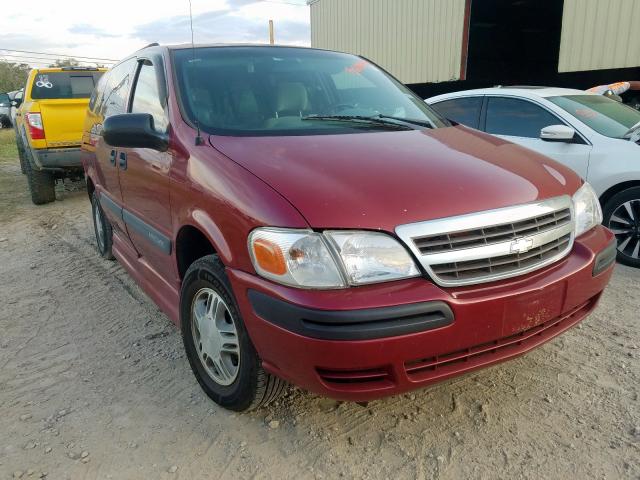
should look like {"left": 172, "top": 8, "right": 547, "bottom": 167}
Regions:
{"left": 248, "top": 228, "right": 420, "bottom": 289}
{"left": 573, "top": 182, "right": 602, "bottom": 237}
{"left": 324, "top": 230, "right": 420, "bottom": 285}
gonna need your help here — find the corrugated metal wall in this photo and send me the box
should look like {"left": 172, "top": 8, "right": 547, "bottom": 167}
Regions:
{"left": 309, "top": 0, "right": 466, "bottom": 84}
{"left": 559, "top": 0, "right": 640, "bottom": 72}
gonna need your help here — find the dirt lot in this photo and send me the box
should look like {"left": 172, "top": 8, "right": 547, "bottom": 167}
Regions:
{"left": 0, "top": 128, "right": 639, "bottom": 480}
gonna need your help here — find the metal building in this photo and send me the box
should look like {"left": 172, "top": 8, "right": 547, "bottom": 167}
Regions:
{"left": 309, "top": 0, "right": 640, "bottom": 95}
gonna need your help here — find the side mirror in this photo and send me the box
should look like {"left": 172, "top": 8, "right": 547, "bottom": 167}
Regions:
{"left": 11, "top": 99, "right": 22, "bottom": 108}
{"left": 540, "top": 124, "right": 576, "bottom": 142}
{"left": 103, "top": 113, "right": 168, "bottom": 151}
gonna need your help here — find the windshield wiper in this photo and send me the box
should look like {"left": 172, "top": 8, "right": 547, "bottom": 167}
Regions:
{"left": 301, "top": 114, "right": 415, "bottom": 130}
{"left": 376, "top": 114, "right": 435, "bottom": 128}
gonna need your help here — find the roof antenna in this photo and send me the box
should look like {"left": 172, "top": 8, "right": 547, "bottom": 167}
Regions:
{"left": 189, "top": 0, "right": 204, "bottom": 146}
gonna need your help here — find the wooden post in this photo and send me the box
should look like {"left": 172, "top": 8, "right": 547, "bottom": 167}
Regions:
{"left": 269, "top": 19, "right": 275, "bottom": 45}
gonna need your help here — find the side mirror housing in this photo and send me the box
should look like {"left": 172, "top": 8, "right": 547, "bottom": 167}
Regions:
{"left": 540, "top": 124, "right": 576, "bottom": 142}
{"left": 103, "top": 113, "right": 168, "bottom": 151}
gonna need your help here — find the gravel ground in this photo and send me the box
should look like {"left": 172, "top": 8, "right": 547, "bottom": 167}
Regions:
{"left": 0, "top": 129, "right": 639, "bottom": 480}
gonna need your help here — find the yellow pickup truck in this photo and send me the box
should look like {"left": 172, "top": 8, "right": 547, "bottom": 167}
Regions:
{"left": 15, "top": 67, "right": 106, "bottom": 204}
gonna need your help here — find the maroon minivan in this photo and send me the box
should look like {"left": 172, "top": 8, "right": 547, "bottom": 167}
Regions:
{"left": 81, "top": 44, "right": 616, "bottom": 411}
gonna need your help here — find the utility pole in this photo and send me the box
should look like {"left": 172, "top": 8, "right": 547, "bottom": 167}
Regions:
{"left": 269, "top": 19, "right": 275, "bottom": 45}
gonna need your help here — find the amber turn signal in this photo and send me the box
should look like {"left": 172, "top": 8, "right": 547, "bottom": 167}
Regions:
{"left": 252, "top": 238, "right": 287, "bottom": 275}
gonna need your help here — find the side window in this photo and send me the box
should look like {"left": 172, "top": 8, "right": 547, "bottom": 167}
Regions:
{"left": 89, "top": 73, "right": 108, "bottom": 113}
{"left": 0, "top": 93, "right": 10, "bottom": 106}
{"left": 432, "top": 97, "right": 482, "bottom": 128}
{"left": 486, "top": 97, "right": 562, "bottom": 138}
{"left": 130, "top": 61, "right": 168, "bottom": 133}
{"left": 102, "top": 58, "right": 136, "bottom": 118}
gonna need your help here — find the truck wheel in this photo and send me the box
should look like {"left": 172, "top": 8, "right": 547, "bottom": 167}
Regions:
{"left": 16, "top": 137, "right": 27, "bottom": 174}
{"left": 24, "top": 149, "right": 55, "bottom": 205}
{"left": 181, "top": 255, "right": 287, "bottom": 411}
{"left": 19, "top": 154, "right": 26, "bottom": 175}
{"left": 91, "top": 191, "right": 114, "bottom": 260}
{"left": 603, "top": 186, "right": 640, "bottom": 268}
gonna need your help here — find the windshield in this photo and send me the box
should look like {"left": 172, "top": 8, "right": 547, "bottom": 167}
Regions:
{"left": 172, "top": 46, "right": 448, "bottom": 136}
{"left": 548, "top": 94, "right": 640, "bottom": 138}
{"left": 31, "top": 71, "right": 103, "bottom": 100}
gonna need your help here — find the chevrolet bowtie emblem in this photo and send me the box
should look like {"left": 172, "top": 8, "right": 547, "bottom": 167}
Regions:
{"left": 510, "top": 237, "right": 534, "bottom": 254}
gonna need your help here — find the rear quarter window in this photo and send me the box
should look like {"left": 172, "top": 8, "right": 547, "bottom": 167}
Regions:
{"left": 30, "top": 71, "right": 104, "bottom": 100}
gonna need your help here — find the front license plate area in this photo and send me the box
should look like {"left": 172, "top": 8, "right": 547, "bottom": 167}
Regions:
{"left": 502, "top": 281, "right": 566, "bottom": 336}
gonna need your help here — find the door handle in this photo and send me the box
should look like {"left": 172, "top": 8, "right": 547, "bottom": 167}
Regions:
{"left": 109, "top": 149, "right": 117, "bottom": 166}
{"left": 119, "top": 152, "right": 127, "bottom": 170}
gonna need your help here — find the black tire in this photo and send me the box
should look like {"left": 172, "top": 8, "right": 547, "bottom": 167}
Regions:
{"left": 603, "top": 186, "right": 640, "bottom": 268}
{"left": 181, "top": 255, "right": 287, "bottom": 411}
{"left": 91, "top": 191, "right": 114, "bottom": 260}
{"left": 16, "top": 136, "right": 27, "bottom": 175}
{"left": 23, "top": 148, "right": 55, "bottom": 205}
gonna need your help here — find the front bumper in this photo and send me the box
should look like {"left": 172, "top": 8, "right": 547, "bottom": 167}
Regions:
{"left": 228, "top": 225, "right": 615, "bottom": 402}
{"left": 33, "top": 147, "right": 82, "bottom": 170}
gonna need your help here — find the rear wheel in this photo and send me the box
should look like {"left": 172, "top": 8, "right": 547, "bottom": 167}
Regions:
{"left": 24, "top": 148, "right": 55, "bottom": 205}
{"left": 91, "top": 191, "right": 114, "bottom": 260}
{"left": 181, "top": 255, "right": 287, "bottom": 411}
{"left": 603, "top": 186, "right": 640, "bottom": 268}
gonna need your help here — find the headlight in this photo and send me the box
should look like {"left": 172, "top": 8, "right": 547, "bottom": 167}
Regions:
{"left": 324, "top": 230, "right": 420, "bottom": 285}
{"left": 248, "top": 228, "right": 420, "bottom": 289}
{"left": 248, "top": 228, "right": 345, "bottom": 288}
{"left": 573, "top": 182, "right": 602, "bottom": 237}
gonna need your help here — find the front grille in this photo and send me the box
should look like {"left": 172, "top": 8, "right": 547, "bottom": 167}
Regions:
{"left": 396, "top": 196, "right": 575, "bottom": 286}
{"left": 431, "top": 233, "right": 571, "bottom": 281}
{"left": 414, "top": 208, "right": 571, "bottom": 254}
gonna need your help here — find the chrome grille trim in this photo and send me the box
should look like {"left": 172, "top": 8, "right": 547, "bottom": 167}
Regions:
{"left": 413, "top": 208, "right": 571, "bottom": 254}
{"left": 396, "top": 196, "right": 575, "bottom": 287}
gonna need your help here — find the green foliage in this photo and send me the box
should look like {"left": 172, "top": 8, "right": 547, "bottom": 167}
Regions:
{"left": 0, "top": 62, "right": 30, "bottom": 93}
{"left": 0, "top": 129, "right": 18, "bottom": 161}
{"left": 49, "top": 58, "right": 80, "bottom": 67}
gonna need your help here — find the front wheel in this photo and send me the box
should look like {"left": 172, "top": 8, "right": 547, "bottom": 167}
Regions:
{"left": 181, "top": 255, "right": 287, "bottom": 411}
{"left": 16, "top": 137, "right": 27, "bottom": 174}
{"left": 603, "top": 186, "right": 640, "bottom": 268}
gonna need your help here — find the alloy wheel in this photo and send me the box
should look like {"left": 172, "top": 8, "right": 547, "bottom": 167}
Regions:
{"left": 190, "top": 288, "right": 240, "bottom": 386}
{"left": 94, "top": 202, "right": 106, "bottom": 252}
{"left": 609, "top": 199, "right": 640, "bottom": 260}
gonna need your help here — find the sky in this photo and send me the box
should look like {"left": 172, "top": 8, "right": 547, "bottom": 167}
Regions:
{"left": 1, "top": 0, "right": 311, "bottom": 66}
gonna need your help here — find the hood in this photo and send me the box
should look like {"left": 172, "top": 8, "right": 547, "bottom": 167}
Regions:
{"left": 209, "top": 126, "right": 581, "bottom": 231}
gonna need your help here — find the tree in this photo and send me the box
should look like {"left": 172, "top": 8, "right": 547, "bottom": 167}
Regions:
{"left": 49, "top": 58, "right": 81, "bottom": 68}
{"left": 0, "top": 62, "right": 30, "bottom": 92}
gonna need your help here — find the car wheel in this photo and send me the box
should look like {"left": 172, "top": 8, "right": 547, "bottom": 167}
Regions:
{"left": 91, "top": 191, "right": 114, "bottom": 260}
{"left": 603, "top": 186, "right": 640, "bottom": 268}
{"left": 23, "top": 148, "right": 55, "bottom": 205}
{"left": 181, "top": 254, "right": 287, "bottom": 411}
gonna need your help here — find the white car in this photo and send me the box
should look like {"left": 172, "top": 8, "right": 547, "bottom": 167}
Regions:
{"left": 427, "top": 87, "right": 640, "bottom": 267}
